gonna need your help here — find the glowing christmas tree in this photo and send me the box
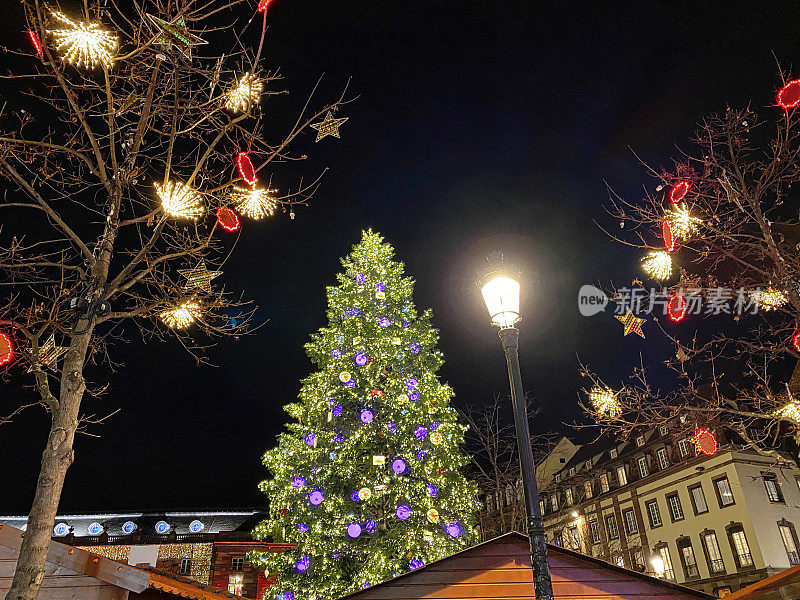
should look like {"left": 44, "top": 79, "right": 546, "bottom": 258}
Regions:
{"left": 251, "top": 230, "right": 479, "bottom": 600}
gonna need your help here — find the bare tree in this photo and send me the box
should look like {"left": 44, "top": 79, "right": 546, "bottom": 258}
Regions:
{"left": 460, "top": 395, "right": 559, "bottom": 539}
{"left": 0, "top": 2, "right": 350, "bottom": 599}
{"left": 585, "top": 76, "right": 800, "bottom": 464}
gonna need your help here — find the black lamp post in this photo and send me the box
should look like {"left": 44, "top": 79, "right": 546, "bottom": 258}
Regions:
{"left": 479, "top": 256, "right": 554, "bottom": 600}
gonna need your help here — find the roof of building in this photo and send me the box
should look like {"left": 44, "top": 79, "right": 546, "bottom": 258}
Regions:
{"left": 337, "top": 531, "right": 712, "bottom": 600}
{"left": 724, "top": 563, "right": 800, "bottom": 599}
{"left": 0, "top": 523, "right": 249, "bottom": 600}
{"left": 0, "top": 509, "right": 266, "bottom": 537}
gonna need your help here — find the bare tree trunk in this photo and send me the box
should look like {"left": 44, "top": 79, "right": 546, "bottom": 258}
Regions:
{"left": 5, "top": 328, "right": 92, "bottom": 600}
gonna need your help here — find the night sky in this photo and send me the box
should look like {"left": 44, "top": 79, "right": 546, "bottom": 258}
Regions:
{"left": 2, "top": 2, "right": 799, "bottom": 514}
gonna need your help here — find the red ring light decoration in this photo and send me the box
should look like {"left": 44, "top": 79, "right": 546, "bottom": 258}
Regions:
{"left": 670, "top": 180, "right": 690, "bottom": 203}
{"left": 216, "top": 207, "right": 240, "bottom": 232}
{"left": 236, "top": 152, "right": 257, "bottom": 187}
{"left": 27, "top": 29, "right": 43, "bottom": 58}
{"left": 0, "top": 332, "right": 14, "bottom": 366}
{"left": 778, "top": 80, "right": 800, "bottom": 111}
{"left": 792, "top": 329, "right": 800, "bottom": 354}
{"left": 667, "top": 293, "right": 686, "bottom": 323}
{"left": 258, "top": 0, "right": 273, "bottom": 11}
{"left": 662, "top": 218, "right": 675, "bottom": 253}
{"left": 694, "top": 428, "right": 717, "bottom": 456}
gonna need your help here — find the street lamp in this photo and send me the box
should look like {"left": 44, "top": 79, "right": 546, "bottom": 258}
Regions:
{"left": 479, "top": 254, "right": 554, "bottom": 600}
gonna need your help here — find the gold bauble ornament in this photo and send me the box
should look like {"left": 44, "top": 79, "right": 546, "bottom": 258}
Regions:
{"left": 339, "top": 372, "right": 351, "bottom": 382}
{"left": 426, "top": 509, "right": 439, "bottom": 523}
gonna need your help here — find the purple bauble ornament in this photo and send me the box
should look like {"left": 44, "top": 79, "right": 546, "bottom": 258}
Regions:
{"left": 378, "top": 317, "right": 391, "bottom": 328}
{"left": 409, "top": 342, "right": 420, "bottom": 354}
{"left": 427, "top": 484, "right": 438, "bottom": 497}
{"left": 392, "top": 457, "right": 407, "bottom": 474}
{"left": 347, "top": 523, "right": 362, "bottom": 538}
{"left": 356, "top": 272, "right": 366, "bottom": 284}
{"left": 292, "top": 476, "right": 306, "bottom": 488}
{"left": 304, "top": 433, "right": 316, "bottom": 447}
{"left": 445, "top": 522, "right": 461, "bottom": 538}
{"left": 414, "top": 426, "right": 428, "bottom": 440}
{"left": 396, "top": 504, "right": 411, "bottom": 520}
{"left": 309, "top": 490, "right": 324, "bottom": 505}
{"left": 360, "top": 409, "right": 374, "bottom": 424}
{"left": 354, "top": 351, "right": 368, "bottom": 366}
{"left": 406, "top": 378, "right": 418, "bottom": 390}
{"left": 296, "top": 556, "right": 310, "bottom": 572}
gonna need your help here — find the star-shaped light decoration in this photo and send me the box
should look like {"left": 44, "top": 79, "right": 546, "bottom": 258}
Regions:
{"left": 146, "top": 14, "right": 207, "bottom": 58}
{"left": 178, "top": 261, "right": 221, "bottom": 292}
{"left": 615, "top": 310, "right": 646, "bottom": 338}
{"left": 49, "top": 11, "right": 117, "bottom": 69}
{"left": 310, "top": 111, "right": 348, "bottom": 142}
{"left": 676, "top": 347, "right": 689, "bottom": 362}
{"left": 28, "top": 334, "right": 67, "bottom": 372}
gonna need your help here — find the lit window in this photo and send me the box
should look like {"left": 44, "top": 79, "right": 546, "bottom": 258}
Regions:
{"left": 703, "top": 531, "right": 725, "bottom": 573}
{"left": 589, "top": 519, "right": 600, "bottom": 544}
{"left": 551, "top": 494, "right": 558, "bottom": 512}
{"left": 729, "top": 527, "right": 753, "bottom": 568}
{"left": 678, "top": 539, "right": 699, "bottom": 578}
{"left": 637, "top": 456, "right": 648, "bottom": 478}
{"left": 554, "top": 473, "right": 560, "bottom": 483}
{"left": 584, "top": 481, "right": 593, "bottom": 499}
{"left": 539, "top": 500, "right": 545, "bottom": 515}
{"left": 656, "top": 447, "right": 669, "bottom": 470}
{"left": 179, "top": 559, "right": 192, "bottom": 576}
{"left": 586, "top": 458, "right": 593, "bottom": 468}
{"left": 646, "top": 500, "right": 662, "bottom": 527}
{"left": 231, "top": 557, "right": 244, "bottom": 572}
{"left": 610, "top": 448, "right": 618, "bottom": 459}
{"left": 228, "top": 573, "right": 244, "bottom": 595}
{"left": 667, "top": 494, "right": 684, "bottom": 521}
{"left": 623, "top": 509, "right": 638, "bottom": 534}
{"left": 615, "top": 555, "right": 625, "bottom": 567}
{"left": 616, "top": 465, "right": 627, "bottom": 486}
{"left": 657, "top": 546, "right": 675, "bottom": 580}
{"left": 600, "top": 473, "right": 610, "bottom": 493}
{"left": 690, "top": 485, "right": 708, "bottom": 514}
{"left": 565, "top": 488, "right": 573, "bottom": 506}
{"left": 569, "top": 467, "right": 575, "bottom": 476}
{"left": 715, "top": 477, "right": 735, "bottom": 507}
{"left": 554, "top": 531, "right": 563, "bottom": 546}
{"left": 569, "top": 526, "right": 580, "bottom": 550}
{"left": 659, "top": 425, "right": 668, "bottom": 436}
{"left": 779, "top": 524, "right": 799, "bottom": 565}
{"left": 764, "top": 475, "right": 784, "bottom": 503}
{"left": 636, "top": 435, "right": 645, "bottom": 447}
{"left": 678, "top": 439, "right": 690, "bottom": 457}
{"left": 605, "top": 515, "right": 619, "bottom": 540}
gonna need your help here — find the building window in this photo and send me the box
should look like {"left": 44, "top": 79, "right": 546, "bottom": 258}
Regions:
{"left": 584, "top": 480, "right": 593, "bottom": 499}
{"left": 702, "top": 531, "right": 726, "bottom": 573}
{"left": 228, "top": 574, "right": 244, "bottom": 595}
{"left": 554, "top": 473, "right": 560, "bottom": 483}
{"left": 623, "top": 509, "right": 638, "bottom": 534}
{"left": 569, "top": 526, "right": 580, "bottom": 550}
{"left": 689, "top": 484, "right": 708, "bottom": 515}
{"left": 486, "top": 494, "right": 493, "bottom": 511}
{"left": 656, "top": 545, "right": 675, "bottom": 580}
{"left": 231, "top": 557, "right": 244, "bottom": 572}
{"left": 179, "top": 559, "right": 191, "bottom": 576}
{"left": 551, "top": 494, "right": 558, "bottom": 512}
{"left": 554, "top": 531, "right": 563, "bottom": 547}
{"left": 646, "top": 500, "right": 662, "bottom": 528}
{"left": 763, "top": 474, "right": 784, "bottom": 503}
{"left": 589, "top": 519, "right": 600, "bottom": 544}
{"left": 600, "top": 473, "right": 610, "bottom": 493}
{"left": 610, "top": 448, "right": 618, "bottom": 459}
{"left": 539, "top": 500, "right": 545, "bottom": 515}
{"left": 636, "top": 435, "right": 645, "bottom": 447}
{"left": 505, "top": 485, "right": 514, "bottom": 505}
{"left": 568, "top": 467, "right": 575, "bottom": 476}
{"left": 779, "top": 522, "right": 800, "bottom": 565}
{"left": 659, "top": 425, "right": 668, "bottom": 436}
{"left": 565, "top": 487, "right": 573, "bottom": 506}
{"left": 605, "top": 515, "right": 619, "bottom": 540}
{"left": 714, "top": 476, "right": 735, "bottom": 507}
{"left": 496, "top": 494, "right": 503, "bottom": 510}
{"left": 616, "top": 465, "right": 627, "bottom": 486}
{"left": 714, "top": 587, "right": 732, "bottom": 597}
{"left": 678, "top": 439, "right": 690, "bottom": 457}
{"left": 656, "top": 447, "right": 669, "bottom": 470}
{"left": 586, "top": 458, "right": 593, "bottom": 468}
{"left": 637, "top": 456, "right": 648, "bottom": 478}
{"left": 667, "top": 493, "right": 684, "bottom": 522}
{"left": 677, "top": 538, "right": 699, "bottom": 578}
{"left": 615, "top": 555, "right": 625, "bottom": 567}
{"left": 728, "top": 525, "right": 754, "bottom": 568}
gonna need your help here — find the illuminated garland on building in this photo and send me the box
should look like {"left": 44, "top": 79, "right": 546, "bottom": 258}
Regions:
{"left": 250, "top": 230, "right": 479, "bottom": 600}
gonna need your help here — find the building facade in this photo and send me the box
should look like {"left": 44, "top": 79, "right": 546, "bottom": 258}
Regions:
{"left": 0, "top": 510, "right": 288, "bottom": 599}
{"left": 479, "top": 426, "right": 800, "bottom": 597}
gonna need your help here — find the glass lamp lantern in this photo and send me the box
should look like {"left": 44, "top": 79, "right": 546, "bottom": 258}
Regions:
{"left": 480, "top": 273, "right": 520, "bottom": 329}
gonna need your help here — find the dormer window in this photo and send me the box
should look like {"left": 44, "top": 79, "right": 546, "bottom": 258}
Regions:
{"left": 636, "top": 435, "right": 645, "bottom": 447}
{"left": 610, "top": 448, "right": 618, "bottom": 459}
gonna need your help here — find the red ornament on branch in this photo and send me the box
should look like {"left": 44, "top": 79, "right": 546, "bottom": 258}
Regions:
{"left": 236, "top": 152, "right": 257, "bottom": 187}
{"left": 257, "top": 0, "right": 274, "bottom": 11}
{"left": 216, "top": 207, "right": 241, "bottom": 232}
{"left": 778, "top": 80, "right": 800, "bottom": 111}
{"left": 662, "top": 218, "right": 675, "bottom": 253}
{"left": 669, "top": 180, "right": 690, "bottom": 203}
{"left": 0, "top": 332, "right": 14, "bottom": 366}
{"left": 694, "top": 428, "right": 717, "bottom": 456}
{"left": 792, "top": 328, "right": 800, "bottom": 354}
{"left": 667, "top": 293, "right": 686, "bottom": 323}
{"left": 27, "top": 29, "right": 43, "bottom": 58}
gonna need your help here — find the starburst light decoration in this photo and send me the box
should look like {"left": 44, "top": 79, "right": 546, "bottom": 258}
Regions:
{"left": 160, "top": 300, "right": 202, "bottom": 329}
{"left": 667, "top": 204, "right": 701, "bottom": 239}
{"left": 224, "top": 73, "right": 263, "bottom": 113}
{"left": 588, "top": 385, "right": 622, "bottom": 419}
{"left": 641, "top": 250, "right": 672, "bottom": 280}
{"left": 49, "top": 12, "right": 117, "bottom": 69}
{"left": 155, "top": 180, "right": 204, "bottom": 220}
{"left": 775, "top": 399, "right": 800, "bottom": 423}
{"left": 754, "top": 287, "right": 788, "bottom": 312}
{"left": 231, "top": 186, "right": 278, "bottom": 219}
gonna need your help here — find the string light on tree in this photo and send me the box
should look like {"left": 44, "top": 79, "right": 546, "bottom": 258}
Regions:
{"left": 160, "top": 300, "right": 202, "bottom": 329}
{"left": 178, "top": 261, "right": 222, "bottom": 292}
{"left": 0, "top": 332, "right": 14, "bottom": 366}
{"left": 753, "top": 287, "right": 787, "bottom": 312}
{"left": 615, "top": 310, "right": 646, "bottom": 338}
{"left": 693, "top": 428, "right": 717, "bottom": 455}
{"left": 775, "top": 396, "right": 800, "bottom": 423}
{"left": 588, "top": 385, "right": 621, "bottom": 419}
{"left": 669, "top": 180, "right": 690, "bottom": 203}
{"left": 777, "top": 79, "right": 800, "bottom": 111}
{"left": 236, "top": 152, "right": 258, "bottom": 186}
{"left": 27, "top": 334, "right": 67, "bottom": 372}
{"left": 146, "top": 14, "right": 207, "bottom": 58}
{"left": 216, "top": 207, "right": 241, "bottom": 232}
{"left": 48, "top": 11, "right": 117, "bottom": 69}
{"left": 792, "top": 329, "right": 800, "bottom": 354}
{"left": 667, "top": 204, "right": 701, "bottom": 239}
{"left": 224, "top": 73, "right": 263, "bottom": 113}
{"left": 27, "top": 29, "right": 43, "bottom": 57}
{"left": 156, "top": 180, "right": 205, "bottom": 220}
{"left": 667, "top": 293, "right": 686, "bottom": 323}
{"left": 641, "top": 250, "right": 672, "bottom": 280}
{"left": 661, "top": 219, "right": 674, "bottom": 253}
{"left": 310, "top": 111, "right": 348, "bottom": 142}
{"left": 231, "top": 186, "right": 278, "bottom": 219}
